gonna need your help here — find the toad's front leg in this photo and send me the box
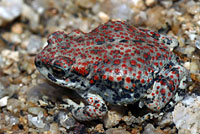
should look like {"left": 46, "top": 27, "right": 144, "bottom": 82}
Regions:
{"left": 66, "top": 92, "right": 107, "bottom": 121}
{"left": 144, "top": 64, "right": 187, "bottom": 112}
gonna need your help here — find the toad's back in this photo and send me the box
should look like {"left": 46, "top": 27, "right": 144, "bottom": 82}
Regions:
{"left": 36, "top": 21, "right": 180, "bottom": 105}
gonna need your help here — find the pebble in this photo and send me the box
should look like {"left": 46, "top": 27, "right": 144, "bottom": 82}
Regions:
{"left": 11, "top": 23, "right": 24, "bottom": 34}
{"left": 7, "top": 99, "right": 25, "bottom": 114}
{"left": 145, "top": 0, "right": 157, "bottom": 7}
{"left": 0, "top": 0, "right": 23, "bottom": 26}
{"left": 186, "top": 1, "right": 200, "bottom": 15}
{"left": 28, "top": 107, "right": 45, "bottom": 115}
{"left": 76, "top": 0, "right": 96, "bottom": 8}
{"left": 101, "top": 0, "right": 134, "bottom": 20}
{"left": 55, "top": 111, "right": 76, "bottom": 129}
{"left": 98, "top": 11, "right": 110, "bottom": 22}
{"left": 146, "top": 6, "right": 166, "bottom": 29}
{"left": 0, "top": 82, "right": 7, "bottom": 99}
{"left": 0, "top": 96, "right": 9, "bottom": 107}
{"left": 172, "top": 95, "right": 200, "bottom": 134}
{"left": 49, "top": 123, "right": 60, "bottom": 134}
{"left": 195, "top": 36, "right": 200, "bottom": 49}
{"left": 184, "top": 46, "right": 196, "bottom": 56}
{"left": 160, "top": 1, "right": 173, "bottom": 8}
{"left": 22, "top": 3, "right": 40, "bottom": 30}
{"left": 27, "top": 35, "right": 43, "bottom": 54}
{"left": 106, "top": 128, "right": 130, "bottom": 134}
{"left": 28, "top": 111, "right": 45, "bottom": 129}
{"left": 94, "top": 124, "right": 104, "bottom": 133}
{"left": 103, "top": 106, "right": 125, "bottom": 128}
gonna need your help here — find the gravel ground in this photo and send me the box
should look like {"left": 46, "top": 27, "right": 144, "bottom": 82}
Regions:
{"left": 0, "top": 0, "right": 200, "bottom": 134}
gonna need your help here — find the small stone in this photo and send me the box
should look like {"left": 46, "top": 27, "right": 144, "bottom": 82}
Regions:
{"left": 0, "top": 0, "right": 23, "bottom": 26}
{"left": 55, "top": 111, "right": 76, "bottom": 129}
{"left": 146, "top": 6, "right": 166, "bottom": 29}
{"left": 27, "top": 35, "right": 43, "bottom": 54}
{"left": 106, "top": 128, "right": 130, "bottom": 134}
{"left": 76, "top": 0, "right": 96, "bottom": 8}
{"left": 28, "top": 111, "right": 45, "bottom": 128}
{"left": 98, "top": 12, "right": 110, "bottom": 22}
{"left": 186, "top": 1, "right": 200, "bottom": 15}
{"left": 7, "top": 99, "right": 25, "bottom": 114}
{"left": 101, "top": 0, "right": 134, "bottom": 20}
{"left": 0, "top": 82, "right": 8, "bottom": 99}
{"left": 172, "top": 95, "right": 200, "bottom": 134}
{"left": 143, "top": 124, "right": 167, "bottom": 134}
{"left": 28, "top": 107, "right": 45, "bottom": 115}
{"left": 195, "top": 36, "right": 200, "bottom": 49}
{"left": 49, "top": 123, "right": 60, "bottom": 134}
{"left": 160, "top": 1, "right": 173, "bottom": 8}
{"left": 143, "top": 124, "right": 155, "bottom": 134}
{"left": 95, "top": 124, "right": 104, "bottom": 133}
{"left": 184, "top": 46, "right": 196, "bottom": 56}
{"left": 22, "top": 4, "right": 40, "bottom": 30}
{"left": 145, "top": 0, "right": 157, "bottom": 7}
{"left": 132, "top": 11, "right": 147, "bottom": 26}
{"left": 122, "top": 115, "right": 139, "bottom": 126}
{"left": 11, "top": 23, "right": 24, "bottom": 34}
{"left": 157, "top": 112, "right": 173, "bottom": 128}
{"left": 0, "top": 96, "right": 9, "bottom": 107}
{"left": 190, "top": 61, "right": 200, "bottom": 73}
{"left": 103, "top": 106, "right": 125, "bottom": 128}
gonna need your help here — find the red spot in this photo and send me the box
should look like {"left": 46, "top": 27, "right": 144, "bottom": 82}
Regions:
{"left": 138, "top": 71, "right": 142, "bottom": 74}
{"left": 132, "top": 83, "right": 136, "bottom": 87}
{"left": 141, "top": 79, "right": 145, "bottom": 83}
{"left": 109, "top": 76, "right": 114, "bottom": 81}
{"left": 114, "top": 59, "right": 121, "bottom": 65}
{"left": 117, "top": 76, "right": 122, "bottom": 81}
{"left": 130, "top": 60, "right": 136, "bottom": 66}
{"left": 102, "top": 75, "right": 107, "bottom": 80}
{"left": 168, "top": 92, "right": 171, "bottom": 97}
{"left": 157, "top": 86, "right": 160, "bottom": 89}
{"left": 132, "top": 73, "right": 136, "bottom": 76}
{"left": 126, "top": 77, "right": 131, "bottom": 83}
{"left": 169, "top": 80, "right": 174, "bottom": 85}
{"left": 94, "top": 75, "right": 99, "bottom": 80}
{"left": 135, "top": 49, "right": 140, "bottom": 54}
{"left": 157, "top": 53, "right": 161, "bottom": 57}
{"left": 152, "top": 93, "right": 155, "bottom": 96}
{"left": 57, "top": 38, "right": 62, "bottom": 42}
{"left": 137, "top": 58, "right": 144, "bottom": 63}
{"left": 115, "top": 68, "right": 120, "bottom": 73}
{"left": 144, "top": 71, "right": 148, "bottom": 76}
{"left": 160, "top": 62, "right": 163, "bottom": 66}
{"left": 123, "top": 70, "right": 127, "bottom": 74}
{"left": 137, "top": 64, "right": 141, "bottom": 68}
{"left": 170, "top": 75, "right": 174, "bottom": 79}
{"left": 90, "top": 80, "right": 94, "bottom": 84}
{"left": 143, "top": 54, "right": 148, "bottom": 58}
{"left": 154, "top": 62, "right": 158, "bottom": 66}
{"left": 136, "top": 75, "right": 140, "bottom": 79}
{"left": 160, "top": 89, "right": 166, "bottom": 95}
{"left": 122, "top": 64, "right": 127, "bottom": 68}
{"left": 105, "top": 68, "right": 110, "bottom": 72}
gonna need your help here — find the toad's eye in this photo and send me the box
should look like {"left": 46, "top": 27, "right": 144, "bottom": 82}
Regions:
{"left": 52, "top": 66, "right": 65, "bottom": 79}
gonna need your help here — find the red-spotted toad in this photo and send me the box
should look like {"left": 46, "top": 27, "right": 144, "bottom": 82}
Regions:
{"left": 35, "top": 21, "right": 188, "bottom": 121}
